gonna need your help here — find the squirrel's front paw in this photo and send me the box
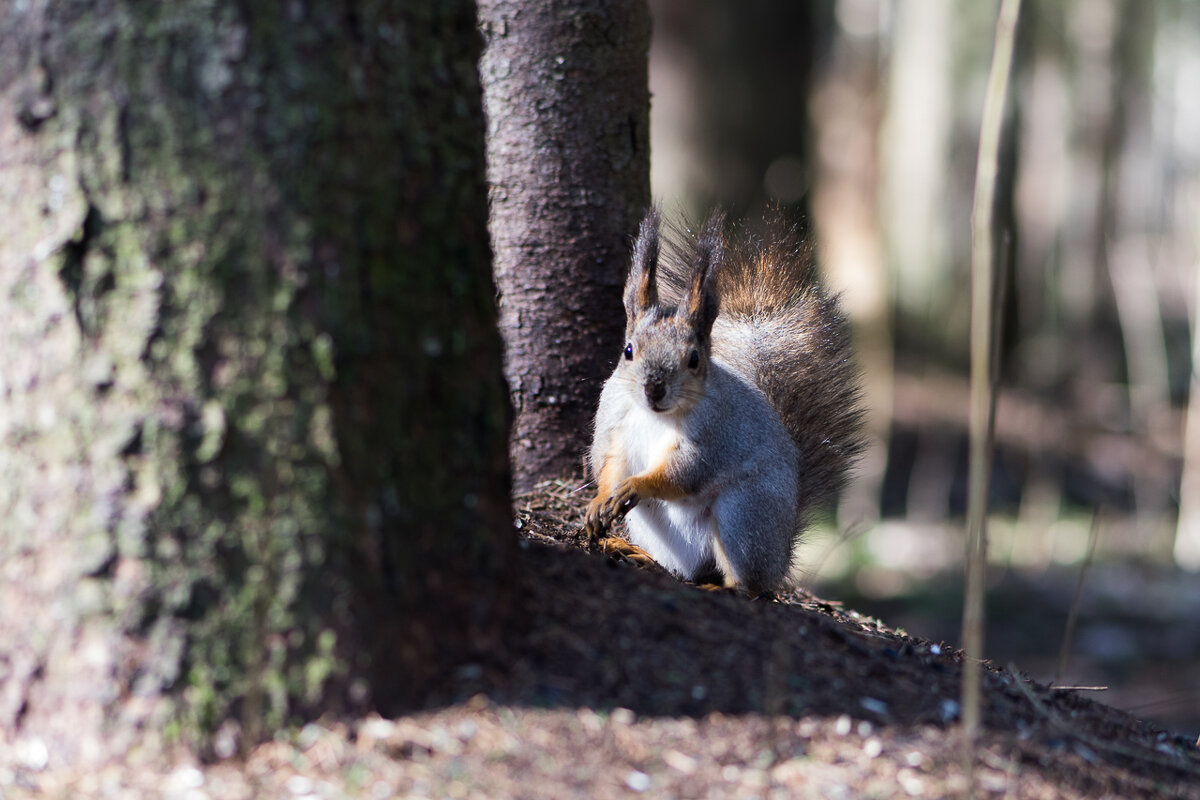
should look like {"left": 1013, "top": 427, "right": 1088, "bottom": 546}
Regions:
{"left": 584, "top": 480, "right": 641, "bottom": 543}
{"left": 605, "top": 479, "right": 641, "bottom": 521}
{"left": 584, "top": 496, "right": 609, "bottom": 542}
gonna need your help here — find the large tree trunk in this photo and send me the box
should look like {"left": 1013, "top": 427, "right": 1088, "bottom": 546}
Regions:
{"left": 0, "top": 0, "right": 510, "bottom": 765}
{"left": 479, "top": 0, "right": 652, "bottom": 492}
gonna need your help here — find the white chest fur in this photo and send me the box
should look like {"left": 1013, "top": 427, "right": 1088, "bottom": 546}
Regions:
{"left": 620, "top": 402, "right": 681, "bottom": 474}
{"left": 619, "top": 404, "right": 718, "bottom": 579}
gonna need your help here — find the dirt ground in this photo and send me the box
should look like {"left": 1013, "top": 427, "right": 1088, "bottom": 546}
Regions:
{"left": 4, "top": 481, "right": 1199, "bottom": 799}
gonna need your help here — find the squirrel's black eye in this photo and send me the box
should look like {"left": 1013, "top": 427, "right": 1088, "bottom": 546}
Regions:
{"left": 624, "top": 343, "right": 634, "bottom": 360}
{"left": 688, "top": 349, "right": 700, "bottom": 369}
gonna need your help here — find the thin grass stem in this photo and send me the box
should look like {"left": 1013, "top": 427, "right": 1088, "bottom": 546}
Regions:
{"left": 962, "top": 0, "right": 1022, "bottom": 794}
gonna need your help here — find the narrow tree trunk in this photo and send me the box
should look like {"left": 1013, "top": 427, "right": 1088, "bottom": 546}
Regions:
{"left": 0, "top": 0, "right": 510, "bottom": 764}
{"left": 479, "top": 0, "right": 652, "bottom": 492}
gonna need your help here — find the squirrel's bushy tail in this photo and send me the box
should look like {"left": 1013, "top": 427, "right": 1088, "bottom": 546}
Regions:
{"left": 654, "top": 209, "right": 865, "bottom": 509}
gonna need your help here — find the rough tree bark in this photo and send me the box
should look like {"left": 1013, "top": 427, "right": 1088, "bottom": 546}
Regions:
{"left": 479, "top": 1, "right": 652, "bottom": 492}
{"left": 0, "top": 0, "right": 510, "bottom": 765}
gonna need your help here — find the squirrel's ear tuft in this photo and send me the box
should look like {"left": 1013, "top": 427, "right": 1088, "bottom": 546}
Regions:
{"left": 625, "top": 208, "right": 661, "bottom": 318}
{"left": 687, "top": 211, "right": 724, "bottom": 337}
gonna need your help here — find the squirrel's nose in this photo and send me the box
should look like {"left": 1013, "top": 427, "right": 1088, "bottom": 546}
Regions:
{"left": 645, "top": 380, "right": 667, "bottom": 407}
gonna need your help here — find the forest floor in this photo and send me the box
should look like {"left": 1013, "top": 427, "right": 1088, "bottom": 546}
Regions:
{"left": 5, "top": 482, "right": 1200, "bottom": 799}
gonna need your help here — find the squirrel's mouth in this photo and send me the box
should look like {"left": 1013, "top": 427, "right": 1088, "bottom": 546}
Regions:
{"left": 646, "top": 396, "right": 682, "bottom": 414}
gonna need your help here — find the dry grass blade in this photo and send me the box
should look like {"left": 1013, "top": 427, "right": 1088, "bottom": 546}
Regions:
{"left": 963, "top": 0, "right": 1022, "bottom": 793}
{"left": 1055, "top": 510, "right": 1101, "bottom": 686}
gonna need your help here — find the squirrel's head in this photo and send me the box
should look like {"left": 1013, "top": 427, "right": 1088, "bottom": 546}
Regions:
{"left": 619, "top": 210, "right": 723, "bottom": 416}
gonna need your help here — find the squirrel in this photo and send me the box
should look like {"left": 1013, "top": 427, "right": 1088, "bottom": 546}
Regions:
{"left": 583, "top": 208, "right": 863, "bottom": 594}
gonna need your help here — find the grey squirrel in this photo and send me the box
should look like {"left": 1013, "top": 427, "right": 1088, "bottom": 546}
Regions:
{"left": 584, "top": 209, "right": 863, "bottom": 594}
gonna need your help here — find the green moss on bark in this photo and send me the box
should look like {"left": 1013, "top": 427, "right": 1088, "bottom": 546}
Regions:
{"left": 1, "top": 0, "right": 510, "bottom": 762}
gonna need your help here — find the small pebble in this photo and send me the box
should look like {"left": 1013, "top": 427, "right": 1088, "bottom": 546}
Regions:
{"left": 611, "top": 707, "right": 636, "bottom": 725}
{"left": 456, "top": 719, "right": 478, "bottom": 741}
{"left": 663, "top": 750, "right": 698, "bottom": 774}
{"left": 625, "top": 770, "right": 651, "bottom": 792}
{"left": 286, "top": 775, "right": 313, "bottom": 796}
{"left": 860, "top": 697, "right": 888, "bottom": 715}
{"left": 297, "top": 723, "right": 323, "bottom": 749}
{"left": 899, "top": 770, "right": 925, "bottom": 796}
{"left": 16, "top": 739, "right": 48, "bottom": 772}
{"left": 168, "top": 766, "right": 205, "bottom": 790}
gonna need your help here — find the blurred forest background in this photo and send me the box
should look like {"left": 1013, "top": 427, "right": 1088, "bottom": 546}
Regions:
{"left": 645, "top": 0, "right": 1199, "bottom": 736}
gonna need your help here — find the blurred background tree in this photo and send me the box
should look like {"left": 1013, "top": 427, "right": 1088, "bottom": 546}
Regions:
{"left": 648, "top": 0, "right": 1200, "bottom": 737}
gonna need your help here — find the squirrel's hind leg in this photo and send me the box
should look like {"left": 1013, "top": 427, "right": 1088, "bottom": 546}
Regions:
{"left": 710, "top": 499, "right": 793, "bottom": 596}
{"left": 709, "top": 534, "right": 741, "bottom": 590}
